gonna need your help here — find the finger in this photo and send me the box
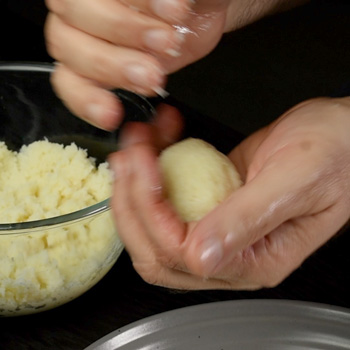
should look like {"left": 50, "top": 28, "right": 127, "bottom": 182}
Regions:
{"left": 109, "top": 150, "right": 172, "bottom": 284}
{"left": 152, "top": 104, "right": 184, "bottom": 146}
{"left": 109, "top": 148, "right": 184, "bottom": 285}
{"left": 110, "top": 150, "right": 156, "bottom": 263}
{"left": 109, "top": 148, "right": 234, "bottom": 290}
{"left": 51, "top": 64, "right": 123, "bottom": 130}
{"left": 118, "top": 123, "right": 157, "bottom": 149}
{"left": 123, "top": 0, "right": 193, "bottom": 23}
{"left": 119, "top": 104, "right": 183, "bottom": 149}
{"left": 228, "top": 201, "right": 348, "bottom": 289}
{"left": 182, "top": 149, "right": 333, "bottom": 277}
{"left": 46, "top": 0, "right": 184, "bottom": 57}
{"left": 45, "top": 13, "right": 166, "bottom": 96}
{"left": 129, "top": 144, "right": 187, "bottom": 258}
{"left": 111, "top": 143, "right": 188, "bottom": 267}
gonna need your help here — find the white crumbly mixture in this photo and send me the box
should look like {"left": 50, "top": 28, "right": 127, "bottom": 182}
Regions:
{"left": 0, "top": 140, "right": 123, "bottom": 316}
{"left": 0, "top": 140, "right": 112, "bottom": 222}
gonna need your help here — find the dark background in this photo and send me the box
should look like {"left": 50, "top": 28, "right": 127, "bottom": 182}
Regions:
{"left": 0, "top": 1, "right": 349, "bottom": 349}
{"left": 1, "top": 0, "right": 350, "bottom": 135}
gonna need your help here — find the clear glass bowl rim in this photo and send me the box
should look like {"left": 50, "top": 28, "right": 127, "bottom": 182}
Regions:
{"left": 0, "top": 62, "right": 148, "bottom": 233}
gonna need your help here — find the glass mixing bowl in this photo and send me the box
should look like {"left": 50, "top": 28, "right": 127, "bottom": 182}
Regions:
{"left": 0, "top": 63, "right": 154, "bottom": 316}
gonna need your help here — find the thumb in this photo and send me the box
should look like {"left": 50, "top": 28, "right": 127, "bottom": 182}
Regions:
{"left": 182, "top": 154, "right": 319, "bottom": 278}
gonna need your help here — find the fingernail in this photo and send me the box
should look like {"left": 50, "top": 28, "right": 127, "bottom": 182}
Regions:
{"left": 152, "top": 86, "right": 169, "bottom": 98}
{"left": 125, "top": 64, "right": 163, "bottom": 90}
{"left": 143, "top": 29, "right": 173, "bottom": 53}
{"left": 85, "top": 103, "right": 119, "bottom": 131}
{"left": 143, "top": 29, "right": 184, "bottom": 57}
{"left": 198, "top": 237, "right": 224, "bottom": 275}
{"left": 165, "top": 31, "right": 185, "bottom": 57}
{"left": 151, "top": 0, "right": 191, "bottom": 22}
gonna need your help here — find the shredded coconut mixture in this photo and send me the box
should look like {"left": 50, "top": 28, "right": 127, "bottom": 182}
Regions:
{"left": 0, "top": 140, "right": 122, "bottom": 316}
{"left": 0, "top": 140, "right": 111, "bottom": 223}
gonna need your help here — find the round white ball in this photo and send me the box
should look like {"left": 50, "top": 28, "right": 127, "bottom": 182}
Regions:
{"left": 159, "top": 138, "right": 242, "bottom": 222}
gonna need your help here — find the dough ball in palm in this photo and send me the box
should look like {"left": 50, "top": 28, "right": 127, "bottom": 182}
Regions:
{"left": 159, "top": 138, "right": 242, "bottom": 222}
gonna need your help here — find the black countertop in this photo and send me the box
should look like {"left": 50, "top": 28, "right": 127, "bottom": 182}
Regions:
{"left": 0, "top": 0, "right": 349, "bottom": 349}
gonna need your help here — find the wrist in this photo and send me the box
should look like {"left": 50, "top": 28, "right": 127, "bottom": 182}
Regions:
{"left": 224, "top": 0, "right": 310, "bottom": 32}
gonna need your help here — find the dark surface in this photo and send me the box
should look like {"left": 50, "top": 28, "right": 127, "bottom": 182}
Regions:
{"left": 0, "top": 0, "right": 349, "bottom": 349}
{"left": 168, "top": 0, "right": 350, "bottom": 134}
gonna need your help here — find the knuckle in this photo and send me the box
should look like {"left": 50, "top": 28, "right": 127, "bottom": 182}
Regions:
{"left": 45, "top": 0, "right": 56, "bottom": 12}
{"left": 133, "top": 261, "right": 164, "bottom": 286}
{"left": 45, "top": 0, "right": 69, "bottom": 16}
{"left": 48, "top": 65, "right": 75, "bottom": 110}
{"left": 232, "top": 246, "right": 286, "bottom": 289}
{"left": 49, "top": 68, "right": 59, "bottom": 91}
{"left": 132, "top": 245, "right": 183, "bottom": 287}
{"left": 90, "top": 53, "right": 116, "bottom": 85}
{"left": 45, "top": 38, "right": 56, "bottom": 59}
{"left": 158, "top": 252, "right": 182, "bottom": 271}
{"left": 239, "top": 222, "right": 264, "bottom": 248}
{"left": 106, "top": 14, "right": 126, "bottom": 42}
{"left": 49, "top": 66, "right": 65, "bottom": 99}
{"left": 256, "top": 261, "right": 289, "bottom": 289}
{"left": 46, "top": 40, "right": 60, "bottom": 61}
{"left": 44, "top": 15, "right": 63, "bottom": 60}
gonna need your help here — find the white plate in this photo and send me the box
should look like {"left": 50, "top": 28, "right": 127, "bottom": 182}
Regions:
{"left": 85, "top": 299, "right": 350, "bottom": 350}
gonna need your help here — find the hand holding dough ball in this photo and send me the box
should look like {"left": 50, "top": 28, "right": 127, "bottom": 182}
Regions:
{"left": 159, "top": 138, "right": 242, "bottom": 222}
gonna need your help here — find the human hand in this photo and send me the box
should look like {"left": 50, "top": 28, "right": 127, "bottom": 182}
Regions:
{"left": 44, "top": 0, "right": 230, "bottom": 130}
{"left": 44, "top": 0, "right": 308, "bottom": 131}
{"left": 109, "top": 97, "right": 350, "bottom": 290}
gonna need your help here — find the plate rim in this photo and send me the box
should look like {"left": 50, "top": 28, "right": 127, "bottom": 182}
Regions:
{"left": 85, "top": 299, "right": 350, "bottom": 350}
